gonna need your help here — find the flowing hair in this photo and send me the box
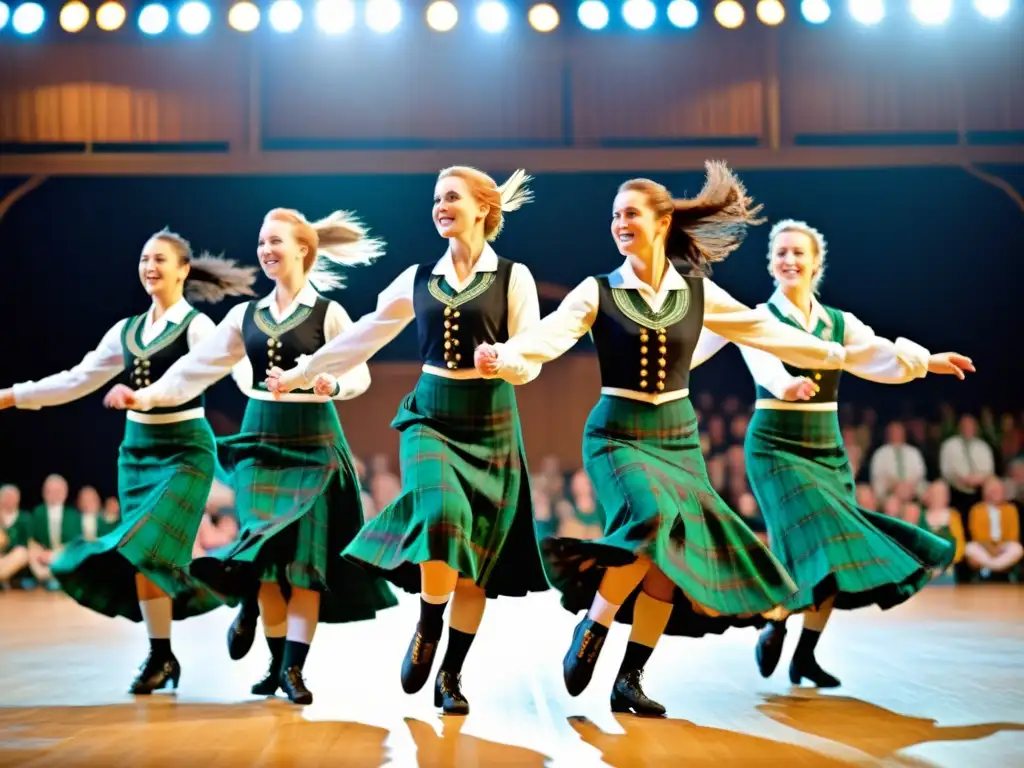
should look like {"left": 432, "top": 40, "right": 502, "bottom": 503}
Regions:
{"left": 619, "top": 160, "right": 766, "bottom": 275}
{"left": 437, "top": 166, "right": 534, "bottom": 241}
{"left": 263, "top": 208, "right": 385, "bottom": 292}
{"left": 149, "top": 228, "right": 258, "bottom": 303}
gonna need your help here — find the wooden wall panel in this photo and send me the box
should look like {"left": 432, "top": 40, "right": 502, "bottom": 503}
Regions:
{"left": 0, "top": 43, "right": 249, "bottom": 143}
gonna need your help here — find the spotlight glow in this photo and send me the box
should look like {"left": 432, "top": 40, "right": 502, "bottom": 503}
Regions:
{"left": 910, "top": 0, "right": 951, "bottom": 24}
{"left": 177, "top": 0, "right": 211, "bottom": 33}
{"left": 577, "top": 0, "right": 609, "bottom": 28}
{"left": 800, "top": 0, "right": 831, "bottom": 22}
{"left": 12, "top": 2, "right": 45, "bottom": 34}
{"left": 714, "top": 0, "right": 745, "bottom": 27}
{"left": 269, "top": 0, "right": 302, "bottom": 31}
{"left": 316, "top": 0, "right": 355, "bottom": 32}
{"left": 96, "top": 0, "right": 126, "bottom": 30}
{"left": 756, "top": 0, "right": 785, "bottom": 23}
{"left": 228, "top": 1, "right": 261, "bottom": 31}
{"left": 528, "top": 2, "right": 559, "bottom": 30}
{"left": 973, "top": 0, "right": 1010, "bottom": 17}
{"left": 138, "top": 2, "right": 169, "bottom": 33}
{"left": 476, "top": 0, "right": 509, "bottom": 31}
{"left": 848, "top": 0, "right": 884, "bottom": 24}
{"left": 0, "top": 2, "right": 9, "bottom": 30}
{"left": 426, "top": 0, "right": 457, "bottom": 30}
{"left": 59, "top": 0, "right": 90, "bottom": 31}
{"left": 667, "top": 0, "right": 698, "bottom": 27}
{"left": 622, "top": 0, "right": 656, "bottom": 28}
{"left": 365, "top": 0, "right": 401, "bottom": 32}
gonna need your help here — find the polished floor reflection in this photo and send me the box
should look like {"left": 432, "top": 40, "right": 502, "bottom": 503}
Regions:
{"left": 1, "top": 585, "right": 1022, "bottom": 767}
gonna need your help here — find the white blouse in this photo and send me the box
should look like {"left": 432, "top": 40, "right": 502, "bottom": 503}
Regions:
{"left": 130, "top": 282, "right": 370, "bottom": 412}
{"left": 689, "top": 288, "right": 930, "bottom": 402}
{"left": 280, "top": 244, "right": 542, "bottom": 391}
{"left": 13, "top": 298, "right": 216, "bottom": 425}
{"left": 490, "top": 260, "right": 848, "bottom": 405}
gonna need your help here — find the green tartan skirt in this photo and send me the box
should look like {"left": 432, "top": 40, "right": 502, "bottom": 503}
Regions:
{"left": 744, "top": 407, "right": 955, "bottom": 613}
{"left": 51, "top": 417, "right": 229, "bottom": 622}
{"left": 188, "top": 398, "right": 397, "bottom": 624}
{"left": 541, "top": 395, "right": 796, "bottom": 637}
{"left": 343, "top": 373, "right": 549, "bottom": 599}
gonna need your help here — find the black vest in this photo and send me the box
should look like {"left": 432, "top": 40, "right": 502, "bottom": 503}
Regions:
{"left": 120, "top": 308, "right": 204, "bottom": 415}
{"left": 754, "top": 302, "right": 845, "bottom": 403}
{"left": 590, "top": 270, "right": 705, "bottom": 394}
{"left": 241, "top": 296, "right": 331, "bottom": 394}
{"left": 412, "top": 257, "right": 513, "bottom": 371}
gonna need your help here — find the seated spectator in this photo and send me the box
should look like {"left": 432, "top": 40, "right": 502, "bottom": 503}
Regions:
{"left": 28, "top": 474, "right": 80, "bottom": 591}
{"left": 964, "top": 477, "right": 1023, "bottom": 581}
{"left": 855, "top": 483, "right": 878, "bottom": 513}
{"left": 918, "top": 479, "right": 965, "bottom": 571}
{"left": 0, "top": 484, "right": 33, "bottom": 589}
{"left": 76, "top": 486, "right": 105, "bottom": 542}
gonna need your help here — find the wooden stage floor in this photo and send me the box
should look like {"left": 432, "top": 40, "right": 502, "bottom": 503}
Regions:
{"left": 1, "top": 584, "right": 1023, "bottom": 767}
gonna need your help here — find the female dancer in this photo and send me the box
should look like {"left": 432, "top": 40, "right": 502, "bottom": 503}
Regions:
{"left": 105, "top": 208, "right": 398, "bottom": 705}
{"left": 0, "top": 228, "right": 256, "bottom": 694}
{"left": 689, "top": 218, "right": 971, "bottom": 687}
{"left": 473, "top": 162, "right": 852, "bottom": 716}
{"left": 265, "top": 167, "right": 549, "bottom": 715}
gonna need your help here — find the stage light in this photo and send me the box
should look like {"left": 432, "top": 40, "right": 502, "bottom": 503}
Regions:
{"left": 178, "top": 0, "right": 211, "bottom": 33}
{"left": 426, "top": 0, "right": 457, "bottom": 30}
{"left": 528, "top": 2, "right": 559, "bottom": 30}
{"left": 973, "top": 0, "right": 1009, "bottom": 17}
{"left": 666, "top": 0, "right": 698, "bottom": 27}
{"left": 12, "top": 2, "right": 44, "bottom": 33}
{"left": 96, "top": 1, "right": 126, "bottom": 30}
{"left": 476, "top": 1, "right": 509, "bottom": 31}
{"left": 59, "top": 0, "right": 89, "bottom": 31}
{"left": 800, "top": 0, "right": 830, "bottom": 21}
{"left": 0, "top": 2, "right": 9, "bottom": 30}
{"left": 910, "top": 0, "right": 951, "bottom": 24}
{"left": 622, "top": 0, "right": 656, "bottom": 28}
{"left": 365, "top": 0, "right": 401, "bottom": 32}
{"left": 577, "top": 0, "right": 609, "bottom": 28}
{"left": 848, "top": 0, "right": 883, "bottom": 24}
{"left": 138, "top": 2, "right": 169, "bottom": 33}
{"left": 756, "top": 0, "right": 785, "bottom": 23}
{"left": 228, "top": 1, "right": 260, "bottom": 31}
{"left": 714, "top": 0, "right": 745, "bottom": 27}
{"left": 269, "top": 0, "right": 302, "bottom": 30}
{"left": 317, "top": 0, "right": 355, "bottom": 31}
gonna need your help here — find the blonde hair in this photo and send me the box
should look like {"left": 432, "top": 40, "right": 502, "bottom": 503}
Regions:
{"left": 436, "top": 166, "right": 533, "bottom": 241}
{"left": 149, "top": 228, "right": 258, "bottom": 304}
{"left": 618, "top": 160, "right": 765, "bottom": 274}
{"left": 767, "top": 219, "right": 828, "bottom": 293}
{"left": 262, "top": 208, "right": 384, "bottom": 292}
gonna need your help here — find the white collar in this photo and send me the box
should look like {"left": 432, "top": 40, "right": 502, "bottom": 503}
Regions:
{"left": 147, "top": 298, "right": 193, "bottom": 328}
{"left": 431, "top": 244, "right": 499, "bottom": 289}
{"left": 767, "top": 288, "right": 832, "bottom": 333}
{"left": 257, "top": 281, "right": 320, "bottom": 310}
{"left": 608, "top": 259, "right": 687, "bottom": 292}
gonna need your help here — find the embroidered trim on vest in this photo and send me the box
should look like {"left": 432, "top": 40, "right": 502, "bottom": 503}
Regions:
{"left": 252, "top": 303, "right": 313, "bottom": 339}
{"left": 123, "top": 309, "right": 197, "bottom": 369}
{"left": 427, "top": 272, "right": 496, "bottom": 309}
{"left": 611, "top": 283, "right": 691, "bottom": 330}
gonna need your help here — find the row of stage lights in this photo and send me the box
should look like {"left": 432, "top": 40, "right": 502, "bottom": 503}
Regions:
{"left": 0, "top": 0, "right": 1014, "bottom": 35}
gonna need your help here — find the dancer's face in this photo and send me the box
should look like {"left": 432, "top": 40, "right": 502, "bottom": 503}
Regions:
{"left": 138, "top": 237, "right": 189, "bottom": 299}
{"left": 433, "top": 175, "right": 487, "bottom": 240}
{"left": 770, "top": 230, "right": 819, "bottom": 292}
{"left": 257, "top": 219, "right": 306, "bottom": 282}
{"left": 611, "top": 189, "right": 670, "bottom": 261}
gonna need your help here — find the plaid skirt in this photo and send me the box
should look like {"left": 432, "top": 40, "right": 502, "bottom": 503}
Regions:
{"left": 189, "top": 399, "right": 397, "bottom": 624}
{"left": 542, "top": 396, "right": 796, "bottom": 637}
{"left": 343, "top": 373, "right": 549, "bottom": 598}
{"left": 745, "top": 408, "right": 954, "bottom": 613}
{"left": 51, "top": 417, "right": 229, "bottom": 622}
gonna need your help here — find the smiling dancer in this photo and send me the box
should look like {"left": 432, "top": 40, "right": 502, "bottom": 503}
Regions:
{"left": 471, "top": 162, "right": 860, "bottom": 715}
{"left": 688, "top": 218, "right": 971, "bottom": 688}
{"left": 0, "top": 229, "right": 256, "bottom": 694}
{"left": 265, "top": 167, "right": 549, "bottom": 715}
{"left": 105, "top": 208, "right": 398, "bottom": 705}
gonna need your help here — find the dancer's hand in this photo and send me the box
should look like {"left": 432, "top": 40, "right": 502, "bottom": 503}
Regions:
{"left": 781, "top": 377, "right": 819, "bottom": 401}
{"left": 474, "top": 343, "right": 500, "bottom": 377}
{"left": 0, "top": 388, "right": 13, "bottom": 411}
{"left": 313, "top": 374, "right": 338, "bottom": 397}
{"left": 928, "top": 352, "right": 975, "bottom": 380}
{"left": 103, "top": 384, "right": 138, "bottom": 410}
{"left": 266, "top": 366, "right": 305, "bottom": 396}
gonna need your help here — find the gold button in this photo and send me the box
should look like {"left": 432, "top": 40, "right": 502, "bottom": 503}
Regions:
{"left": 657, "top": 328, "right": 666, "bottom": 334}
{"left": 658, "top": 357, "right": 667, "bottom": 367}
{"left": 453, "top": 339, "right": 460, "bottom": 346}
{"left": 658, "top": 334, "right": 667, "bottom": 343}
{"left": 640, "top": 346, "right": 648, "bottom": 355}
{"left": 444, "top": 331, "right": 451, "bottom": 339}
{"left": 444, "top": 307, "right": 452, "bottom": 316}
{"left": 657, "top": 370, "right": 666, "bottom": 380}
{"left": 640, "top": 357, "right": 648, "bottom": 367}
{"left": 267, "top": 338, "right": 275, "bottom": 347}
{"left": 444, "top": 341, "right": 451, "bottom": 350}
{"left": 145, "top": 379, "right": 151, "bottom": 386}
{"left": 452, "top": 324, "right": 459, "bottom": 331}
{"left": 447, "top": 361, "right": 457, "bottom": 369}
{"left": 456, "top": 353, "right": 462, "bottom": 361}
{"left": 656, "top": 381, "right": 665, "bottom": 391}
{"left": 659, "top": 346, "right": 667, "bottom": 354}
{"left": 444, "top": 320, "right": 451, "bottom": 329}
{"left": 814, "top": 372, "right": 822, "bottom": 380}
{"left": 639, "top": 380, "right": 648, "bottom": 389}
{"left": 134, "top": 378, "right": 143, "bottom": 386}
{"left": 444, "top": 351, "right": 451, "bottom": 360}
{"left": 143, "top": 360, "right": 151, "bottom": 367}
